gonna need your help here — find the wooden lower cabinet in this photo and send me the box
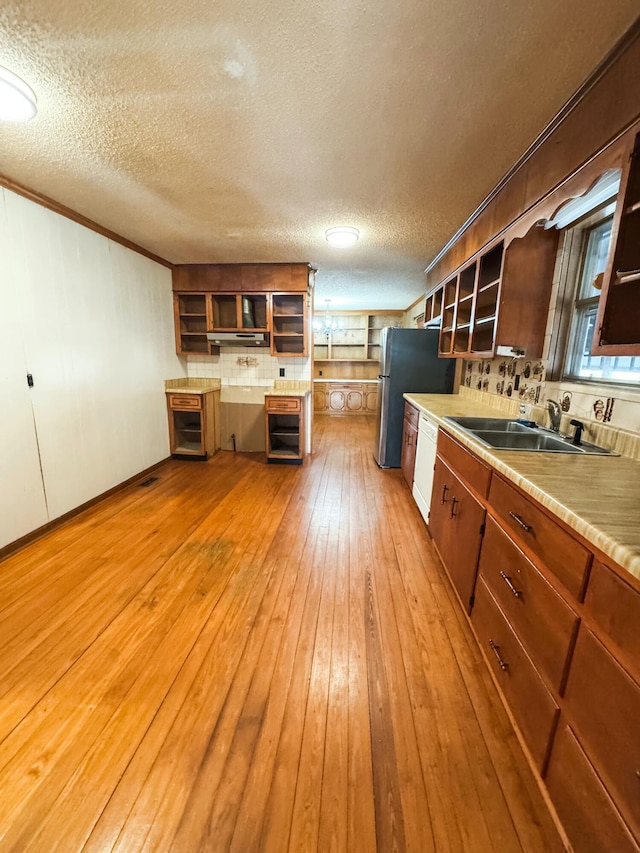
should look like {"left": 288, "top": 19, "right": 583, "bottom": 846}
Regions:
{"left": 314, "top": 382, "right": 377, "bottom": 415}
{"left": 329, "top": 386, "right": 362, "bottom": 413}
{"left": 472, "top": 577, "right": 560, "bottom": 770}
{"left": 313, "top": 386, "right": 328, "bottom": 412}
{"left": 584, "top": 558, "right": 640, "bottom": 672}
{"left": 424, "top": 427, "right": 640, "bottom": 851}
{"left": 429, "top": 455, "right": 485, "bottom": 613}
{"left": 166, "top": 390, "right": 220, "bottom": 459}
{"left": 363, "top": 386, "right": 378, "bottom": 413}
{"left": 545, "top": 724, "right": 639, "bottom": 853}
{"left": 477, "top": 517, "right": 579, "bottom": 694}
{"left": 562, "top": 626, "right": 640, "bottom": 843}
{"left": 400, "top": 402, "right": 418, "bottom": 488}
{"left": 265, "top": 395, "right": 305, "bottom": 464}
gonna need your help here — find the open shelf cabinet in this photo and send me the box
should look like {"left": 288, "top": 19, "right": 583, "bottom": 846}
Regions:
{"left": 437, "top": 226, "right": 558, "bottom": 359}
{"left": 271, "top": 293, "right": 307, "bottom": 356}
{"left": 593, "top": 130, "right": 640, "bottom": 355}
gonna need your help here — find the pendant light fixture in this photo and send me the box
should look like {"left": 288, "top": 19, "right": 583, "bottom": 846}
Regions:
{"left": 325, "top": 226, "right": 360, "bottom": 248}
{"left": 0, "top": 66, "right": 37, "bottom": 121}
{"left": 313, "top": 299, "right": 344, "bottom": 336}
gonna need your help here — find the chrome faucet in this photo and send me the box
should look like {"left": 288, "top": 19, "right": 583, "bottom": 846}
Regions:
{"left": 547, "top": 399, "right": 562, "bottom": 432}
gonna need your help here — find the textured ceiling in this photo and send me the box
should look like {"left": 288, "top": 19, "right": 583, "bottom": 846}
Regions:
{"left": 0, "top": 1, "right": 637, "bottom": 310}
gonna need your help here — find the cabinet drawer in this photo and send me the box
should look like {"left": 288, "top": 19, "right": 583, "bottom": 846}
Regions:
{"left": 403, "top": 401, "right": 419, "bottom": 430}
{"left": 564, "top": 627, "right": 640, "bottom": 839}
{"left": 478, "top": 517, "right": 579, "bottom": 694}
{"left": 488, "top": 475, "right": 590, "bottom": 599}
{"left": 584, "top": 560, "right": 640, "bottom": 681}
{"left": 266, "top": 396, "right": 301, "bottom": 413}
{"left": 438, "top": 430, "right": 492, "bottom": 498}
{"left": 472, "top": 577, "right": 559, "bottom": 770}
{"left": 545, "top": 724, "right": 639, "bottom": 853}
{"left": 167, "top": 393, "right": 202, "bottom": 410}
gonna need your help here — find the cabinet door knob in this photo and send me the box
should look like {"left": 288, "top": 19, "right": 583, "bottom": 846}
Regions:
{"left": 489, "top": 639, "right": 509, "bottom": 671}
{"left": 449, "top": 497, "right": 458, "bottom": 519}
{"left": 509, "top": 511, "right": 532, "bottom": 533}
{"left": 441, "top": 484, "right": 449, "bottom": 504}
{"left": 500, "top": 571, "right": 522, "bottom": 598}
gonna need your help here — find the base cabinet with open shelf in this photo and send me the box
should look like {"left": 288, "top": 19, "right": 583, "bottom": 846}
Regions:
{"left": 166, "top": 390, "right": 220, "bottom": 459}
{"left": 265, "top": 395, "right": 306, "bottom": 464}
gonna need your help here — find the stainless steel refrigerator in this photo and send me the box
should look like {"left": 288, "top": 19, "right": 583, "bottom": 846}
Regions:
{"left": 374, "top": 327, "right": 455, "bottom": 467}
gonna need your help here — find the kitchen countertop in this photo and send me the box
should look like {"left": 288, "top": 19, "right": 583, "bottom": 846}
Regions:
{"left": 165, "top": 378, "right": 221, "bottom": 394}
{"left": 269, "top": 380, "right": 311, "bottom": 397}
{"left": 405, "top": 392, "right": 640, "bottom": 581}
{"left": 165, "top": 379, "right": 311, "bottom": 399}
{"left": 314, "top": 378, "right": 378, "bottom": 384}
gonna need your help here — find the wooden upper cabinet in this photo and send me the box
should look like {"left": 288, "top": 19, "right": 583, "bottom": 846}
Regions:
{"left": 438, "top": 227, "right": 558, "bottom": 359}
{"left": 171, "top": 263, "right": 311, "bottom": 357}
{"left": 174, "top": 292, "right": 217, "bottom": 355}
{"left": 593, "top": 131, "right": 640, "bottom": 355}
{"left": 210, "top": 293, "right": 269, "bottom": 331}
{"left": 423, "top": 286, "right": 443, "bottom": 328}
{"left": 270, "top": 292, "right": 308, "bottom": 357}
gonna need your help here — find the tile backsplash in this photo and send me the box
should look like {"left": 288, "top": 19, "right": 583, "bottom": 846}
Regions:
{"left": 186, "top": 349, "right": 311, "bottom": 386}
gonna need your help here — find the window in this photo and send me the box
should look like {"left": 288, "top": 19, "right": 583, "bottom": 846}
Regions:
{"left": 563, "top": 214, "right": 640, "bottom": 385}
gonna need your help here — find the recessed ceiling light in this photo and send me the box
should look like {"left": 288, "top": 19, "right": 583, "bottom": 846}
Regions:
{"left": 0, "top": 66, "right": 37, "bottom": 122}
{"left": 325, "top": 226, "right": 360, "bottom": 248}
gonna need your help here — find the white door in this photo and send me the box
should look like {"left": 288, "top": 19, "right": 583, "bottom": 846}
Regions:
{"left": 0, "top": 190, "right": 49, "bottom": 548}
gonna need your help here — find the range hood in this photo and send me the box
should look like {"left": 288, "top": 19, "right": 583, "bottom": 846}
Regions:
{"left": 206, "top": 331, "right": 270, "bottom": 347}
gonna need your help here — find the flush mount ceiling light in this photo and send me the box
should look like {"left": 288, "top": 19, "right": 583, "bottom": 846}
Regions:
{"left": 0, "top": 66, "right": 37, "bottom": 121}
{"left": 325, "top": 226, "right": 360, "bottom": 248}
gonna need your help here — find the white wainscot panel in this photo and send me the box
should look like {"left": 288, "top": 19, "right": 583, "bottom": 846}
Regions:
{"left": 6, "top": 190, "right": 182, "bottom": 522}
{"left": 0, "top": 190, "right": 49, "bottom": 547}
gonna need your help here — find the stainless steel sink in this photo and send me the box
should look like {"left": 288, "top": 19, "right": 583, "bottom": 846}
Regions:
{"left": 473, "top": 430, "right": 585, "bottom": 452}
{"left": 443, "top": 416, "right": 616, "bottom": 455}
{"left": 443, "top": 416, "right": 533, "bottom": 433}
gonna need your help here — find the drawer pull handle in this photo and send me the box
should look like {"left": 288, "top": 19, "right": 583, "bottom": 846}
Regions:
{"left": 509, "top": 511, "right": 532, "bottom": 533}
{"left": 441, "top": 484, "right": 449, "bottom": 504}
{"left": 489, "top": 639, "right": 509, "bottom": 671}
{"left": 450, "top": 497, "right": 458, "bottom": 519}
{"left": 500, "top": 571, "right": 522, "bottom": 598}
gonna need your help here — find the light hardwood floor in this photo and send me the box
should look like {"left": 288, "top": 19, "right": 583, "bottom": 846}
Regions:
{"left": 0, "top": 415, "right": 565, "bottom": 852}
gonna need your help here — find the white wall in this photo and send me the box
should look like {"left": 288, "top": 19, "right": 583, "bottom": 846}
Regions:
{"left": 0, "top": 188, "right": 185, "bottom": 549}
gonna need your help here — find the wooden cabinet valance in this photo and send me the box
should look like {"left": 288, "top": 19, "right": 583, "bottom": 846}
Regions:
{"left": 172, "top": 263, "right": 311, "bottom": 293}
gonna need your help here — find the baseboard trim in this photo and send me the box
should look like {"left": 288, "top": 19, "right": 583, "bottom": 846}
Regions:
{"left": 0, "top": 457, "right": 172, "bottom": 562}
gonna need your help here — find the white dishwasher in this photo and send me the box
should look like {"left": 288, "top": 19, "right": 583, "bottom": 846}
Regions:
{"left": 412, "top": 413, "right": 438, "bottom": 525}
